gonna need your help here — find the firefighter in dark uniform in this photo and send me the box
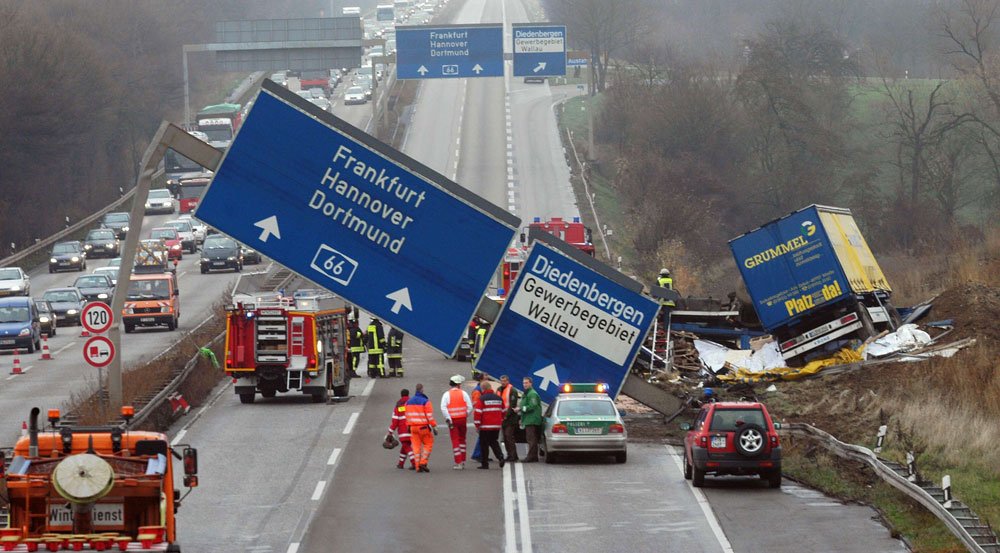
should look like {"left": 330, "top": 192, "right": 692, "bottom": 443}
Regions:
{"left": 366, "top": 318, "right": 387, "bottom": 378}
{"left": 387, "top": 326, "right": 404, "bottom": 377}
{"left": 348, "top": 319, "right": 365, "bottom": 378}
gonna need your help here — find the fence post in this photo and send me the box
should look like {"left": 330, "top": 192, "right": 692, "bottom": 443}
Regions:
{"left": 906, "top": 451, "right": 917, "bottom": 483}
{"left": 942, "top": 475, "right": 953, "bottom": 508}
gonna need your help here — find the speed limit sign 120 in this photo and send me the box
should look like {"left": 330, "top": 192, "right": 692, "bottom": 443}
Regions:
{"left": 81, "top": 302, "right": 114, "bottom": 334}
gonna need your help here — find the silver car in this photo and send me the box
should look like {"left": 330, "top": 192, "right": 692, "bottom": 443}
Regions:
{"left": 540, "top": 388, "right": 628, "bottom": 464}
{"left": 0, "top": 267, "right": 29, "bottom": 297}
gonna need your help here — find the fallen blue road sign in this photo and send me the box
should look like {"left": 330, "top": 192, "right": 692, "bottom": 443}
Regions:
{"left": 396, "top": 24, "right": 503, "bottom": 79}
{"left": 512, "top": 24, "right": 567, "bottom": 77}
{"left": 474, "top": 231, "right": 659, "bottom": 403}
{"left": 195, "top": 80, "right": 519, "bottom": 355}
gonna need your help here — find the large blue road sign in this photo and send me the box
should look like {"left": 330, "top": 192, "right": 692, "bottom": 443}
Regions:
{"left": 512, "top": 24, "right": 567, "bottom": 78}
{"left": 474, "top": 231, "right": 659, "bottom": 404}
{"left": 396, "top": 24, "right": 503, "bottom": 79}
{"left": 195, "top": 80, "right": 519, "bottom": 355}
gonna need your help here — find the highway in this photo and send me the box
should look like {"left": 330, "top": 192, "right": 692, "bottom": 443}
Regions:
{"left": 0, "top": 210, "right": 242, "bottom": 444}
{"left": 76, "top": 0, "right": 911, "bottom": 551}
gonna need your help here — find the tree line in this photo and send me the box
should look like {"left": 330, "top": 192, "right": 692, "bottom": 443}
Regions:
{"left": 548, "top": 0, "right": 1000, "bottom": 284}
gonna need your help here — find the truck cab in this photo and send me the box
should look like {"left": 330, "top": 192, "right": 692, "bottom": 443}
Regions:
{"left": 0, "top": 407, "right": 198, "bottom": 551}
{"left": 123, "top": 273, "right": 179, "bottom": 333}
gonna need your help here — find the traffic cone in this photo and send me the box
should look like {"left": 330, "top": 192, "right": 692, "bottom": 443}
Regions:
{"left": 21, "top": 421, "right": 27, "bottom": 437}
{"left": 10, "top": 349, "right": 22, "bottom": 375}
{"left": 176, "top": 393, "right": 191, "bottom": 414}
{"left": 40, "top": 335, "right": 52, "bottom": 360}
{"left": 80, "top": 327, "right": 91, "bottom": 338}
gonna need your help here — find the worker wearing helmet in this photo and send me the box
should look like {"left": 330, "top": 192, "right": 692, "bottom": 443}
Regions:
{"left": 405, "top": 383, "right": 438, "bottom": 473}
{"left": 366, "top": 318, "right": 386, "bottom": 378}
{"left": 348, "top": 320, "right": 365, "bottom": 378}
{"left": 387, "top": 388, "right": 415, "bottom": 469}
{"left": 657, "top": 269, "right": 675, "bottom": 305}
{"left": 441, "top": 375, "right": 472, "bottom": 469}
{"left": 387, "top": 326, "right": 404, "bottom": 377}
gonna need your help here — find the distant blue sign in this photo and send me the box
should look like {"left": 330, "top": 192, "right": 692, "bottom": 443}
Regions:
{"left": 396, "top": 24, "right": 503, "bottom": 79}
{"left": 512, "top": 24, "right": 566, "bottom": 77}
{"left": 474, "top": 234, "right": 659, "bottom": 404}
{"left": 567, "top": 57, "right": 588, "bottom": 67}
{"left": 195, "top": 80, "right": 519, "bottom": 355}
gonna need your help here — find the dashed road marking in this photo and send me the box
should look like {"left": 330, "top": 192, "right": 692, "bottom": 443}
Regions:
{"left": 55, "top": 342, "right": 76, "bottom": 355}
{"left": 287, "top": 543, "right": 300, "bottom": 553}
{"left": 343, "top": 412, "right": 360, "bottom": 434}
{"left": 327, "top": 448, "right": 342, "bottom": 466}
{"left": 170, "top": 429, "right": 187, "bottom": 446}
{"left": 361, "top": 379, "right": 376, "bottom": 396}
{"left": 310, "top": 481, "right": 326, "bottom": 501}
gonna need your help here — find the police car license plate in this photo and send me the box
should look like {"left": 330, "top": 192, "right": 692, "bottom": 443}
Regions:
{"left": 0, "top": 339, "right": 14, "bottom": 345}
{"left": 213, "top": 262, "right": 225, "bottom": 266}
{"left": 711, "top": 436, "right": 726, "bottom": 448}
{"left": 574, "top": 427, "right": 602, "bottom": 435}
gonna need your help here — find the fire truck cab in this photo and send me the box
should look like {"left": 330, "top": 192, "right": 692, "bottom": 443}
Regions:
{"left": 524, "top": 217, "right": 595, "bottom": 256}
{"left": 497, "top": 245, "right": 527, "bottom": 298}
{"left": 224, "top": 292, "right": 351, "bottom": 404}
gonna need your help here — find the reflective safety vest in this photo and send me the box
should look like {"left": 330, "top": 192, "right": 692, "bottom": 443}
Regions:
{"left": 500, "top": 384, "right": 517, "bottom": 413}
{"left": 388, "top": 330, "right": 403, "bottom": 359}
{"left": 657, "top": 276, "right": 675, "bottom": 307}
{"left": 446, "top": 388, "right": 469, "bottom": 419}
{"left": 405, "top": 392, "right": 436, "bottom": 428}
{"left": 367, "top": 323, "right": 384, "bottom": 354}
{"left": 349, "top": 327, "right": 366, "bottom": 353}
{"left": 472, "top": 327, "right": 487, "bottom": 359}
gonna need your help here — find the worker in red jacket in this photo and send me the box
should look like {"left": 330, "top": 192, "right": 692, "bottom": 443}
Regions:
{"left": 387, "top": 388, "right": 414, "bottom": 470}
{"left": 473, "top": 382, "right": 506, "bottom": 469}
{"left": 405, "top": 383, "right": 438, "bottom": 473}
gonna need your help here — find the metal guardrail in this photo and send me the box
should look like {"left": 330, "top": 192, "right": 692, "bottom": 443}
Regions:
{"left": 0, "top": 189, "right": 139, "bottom": 269}
{"left": 784, "top": 423, "right": 995, "bottom": 553}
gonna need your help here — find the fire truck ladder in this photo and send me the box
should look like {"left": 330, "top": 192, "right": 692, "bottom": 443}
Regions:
{"left": 287, "top": 317, "right": 307, "bottom": 391}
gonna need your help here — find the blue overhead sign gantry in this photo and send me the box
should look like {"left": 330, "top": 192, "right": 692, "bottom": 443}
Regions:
{"left": 195, "top": 80, "right": 519, "bottom": 355}
{"left": 474, "top": 232, "right": 659, "bottom": 404}
{"left": 396, "top": 24, "right": 504, "bottom": 79}
{"left": 512, "top": 24, "right": 567, "bottom": 78}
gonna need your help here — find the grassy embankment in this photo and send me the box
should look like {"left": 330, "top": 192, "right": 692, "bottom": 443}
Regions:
{"left": 558, "top": 84, "right": 1000, "bottom": 552}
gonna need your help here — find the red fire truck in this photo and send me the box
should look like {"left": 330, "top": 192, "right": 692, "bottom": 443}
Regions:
{"left": 527, "top": 216, "right": 595, "bottom": 256}
{"left": 498, "top": 245, "right": 527, "bottom": 297}
{"left": 224, "top": 292, "right": 351, "bottom": 404}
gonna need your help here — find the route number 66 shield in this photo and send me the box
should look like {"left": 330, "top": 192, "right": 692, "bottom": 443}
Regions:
{"left": 310, "top": 244, "right": 358, "bottom": 286}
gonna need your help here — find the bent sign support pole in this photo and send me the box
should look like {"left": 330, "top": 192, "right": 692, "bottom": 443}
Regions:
{"left": 107, "top": 122, "right": 223, "bottom": 408}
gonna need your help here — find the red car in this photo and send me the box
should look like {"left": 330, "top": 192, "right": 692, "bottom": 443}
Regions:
{"left": 681, "top": 401, "right": 782, "bottom": 488}
{"left": 149, "top": 227, "right": 184, "bottom": 260}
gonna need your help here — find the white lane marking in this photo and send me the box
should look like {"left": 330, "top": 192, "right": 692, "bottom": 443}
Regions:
{"left": 503, "top": 462, "right": 517, "bottom": 553}
{"left": 343, "top": 412, "right": 360, "bottom": 434}
{"left": 665, "top": 445, "right": 735, "bottom": 553}
{"left": 514, "top": 461, "right": 533, "bottom": 553}
{"left": 170, "top": 429, "right": 187, "bottom": 446}
{"left": 327, "top": 448, "right": 342, "bottom": 466}
{"left": 361, "top": 379, "right": 376, "bottom": 397}
{"left": 287, "top": 544, "right": 300, "bottom": 553}
{"left": 310, "top": 481, "right": 326, "bottom": 501}
{"left": 54, "top": 341, "right": 76, "bottom": 355}
{"left": 6, "top": 365, "right": 33, "bottom": 380}
{"left": 179, "top": 271, "right": 187, "bottom": 278}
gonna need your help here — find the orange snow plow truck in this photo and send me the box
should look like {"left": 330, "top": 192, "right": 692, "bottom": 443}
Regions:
{"left": 0, "top": 407, "right": 198, "bottom": 552}
{"left": 224, "top": 292, "right": 351, "bottom": 404}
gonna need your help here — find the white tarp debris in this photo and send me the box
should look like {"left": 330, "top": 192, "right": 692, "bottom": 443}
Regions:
{"left": 695, "top": 339, "right": 786, "bottom": 374}
{"left": 864, "top": 324, "right": 932, "bottom": 359}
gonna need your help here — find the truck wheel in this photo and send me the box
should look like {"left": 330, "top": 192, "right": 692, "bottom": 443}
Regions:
{"left": 260, "top": 387, "right": 276, "bottom": 398}
{"left": 692, "top": 466, "right": 706, "bottom": 487}
{"left": 333, "top": 383, "right": 349, "bottom": 397}
{"left": 239, "top": 392, "right": 255, "bottom": 404}
{"left": 124, "top": 324, "right": 134, "bottom": 334}
{"left": 167, "top": 317, "right": 177, "bottom": 331}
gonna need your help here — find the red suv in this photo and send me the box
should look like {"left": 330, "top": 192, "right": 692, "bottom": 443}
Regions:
{"left": 682, "top": 401, "right": 782, "bottom": 488}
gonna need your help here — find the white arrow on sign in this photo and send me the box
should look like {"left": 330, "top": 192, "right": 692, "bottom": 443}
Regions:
{"left": 533, "top": 363, "right": 561, "bottom": 392}
{"left": 254, "top": 215, "right": 281, "bottom": 242}
{"left": 417, "top": 65, "right": 429, "bottom": 75}
{"left": 532, "top": 61, "right": 547, "bottom": 73}
{"left": 386, "top": 287, "right": 413, "bottom": 314}
{"left": 472, "top": 64, "right": 484, "bottom": 74}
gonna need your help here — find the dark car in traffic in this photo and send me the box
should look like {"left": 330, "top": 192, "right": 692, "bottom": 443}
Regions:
{"left": 83, "top": 228, "right": 120, "bottom": 258}
{"left": 33, "top": 299, "right": 58, "bottom": 336}
{"left": 101, "top": 211, "right": 131, "bottom": 239}
{"left": 0, "top": 297, "right": 41, "bottom": 353}
{"left": 73, "top": 274, "right": 115, "bottom": 304}
{"left": 49, "top": 241, "right": 86, "bottom": 273}
{"left": 42, "top": 287, "right": 85, "bottom": 326}
{"left": 241, "top": 246, "right": 262, "bottom": 265}
{"left": 200, "top": 236, "right": 242, "bottom": 273}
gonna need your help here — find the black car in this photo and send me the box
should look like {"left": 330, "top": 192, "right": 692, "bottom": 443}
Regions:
{"left": 42, "top": 287, "right": 85, "bottom": 326}
{"left": 241, "top": 246, "right": 262, "bottom": 265}
{"left": 83, "top": 228, "right": 120, "bottom": 259}
{"left": 33, "top": 299, "right": 58, "bottom": 336}
{"left": 101, "top": 212, "right": 131, "bottom": 239}
{"left": 200, "top": 237, "right": 242, "bottom": 273}
{"left": 49, "top": 241, "right": 86, "bottom": 273}
{"left": 73, "top": 274, "right": 114, "bottom": 304}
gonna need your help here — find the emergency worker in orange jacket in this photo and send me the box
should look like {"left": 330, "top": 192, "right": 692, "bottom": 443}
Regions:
{"left": 405, "top": 383, "right": 438, "bottom": 473}
{"left": 440, "top": 375, "right": 472, "bottom": 469}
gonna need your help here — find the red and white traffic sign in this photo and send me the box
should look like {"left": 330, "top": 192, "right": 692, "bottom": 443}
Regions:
{"left": 81, "top": 302, "right": 114, "bottom": 335}
{"left": 83, "top": 336, "right": 115, "bottom": 368}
